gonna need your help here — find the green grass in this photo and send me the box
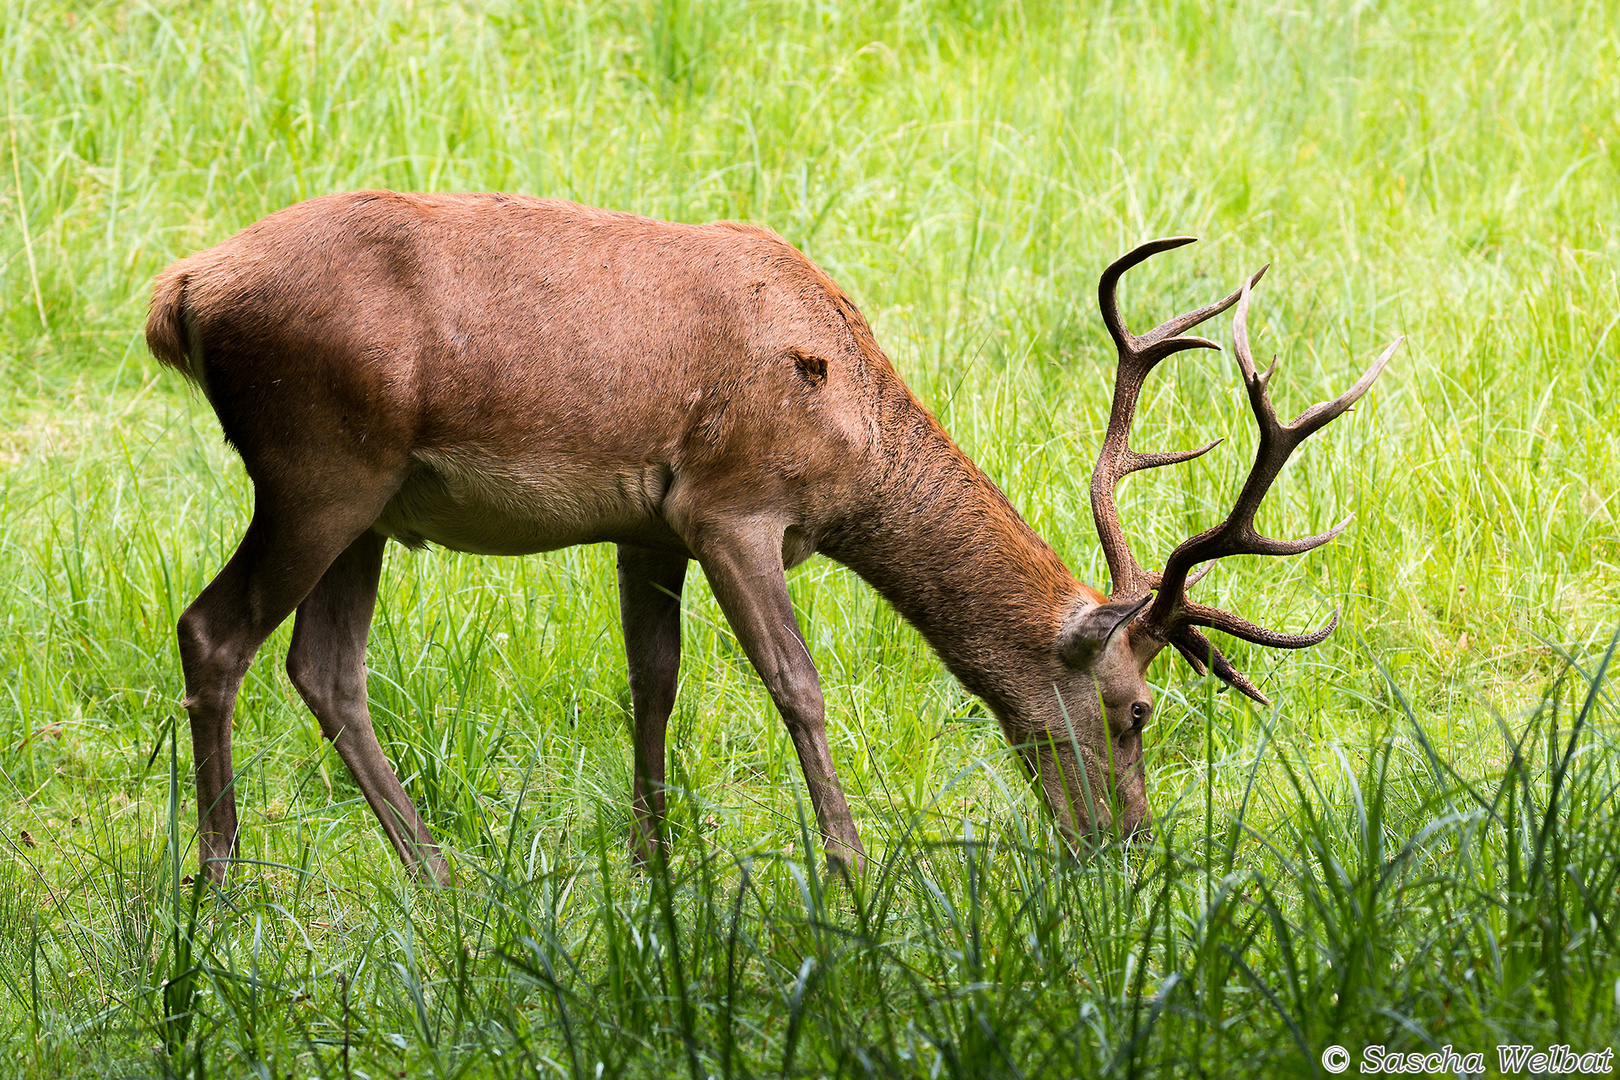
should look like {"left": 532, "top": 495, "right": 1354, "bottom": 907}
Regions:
{"left": 2, "top": 0, "right": 1618, "bottom": 1075}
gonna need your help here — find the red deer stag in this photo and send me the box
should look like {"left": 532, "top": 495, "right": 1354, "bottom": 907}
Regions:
{"left": 144, "top": 192, "right": 1398, "bottom": 884}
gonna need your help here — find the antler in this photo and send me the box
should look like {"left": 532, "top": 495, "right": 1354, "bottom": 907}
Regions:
{"left": 1091, "top": 239, "right": 1402, "bottom": 705}
{"left": 1091, "top": 237, "right": 1265, "bottom": 599}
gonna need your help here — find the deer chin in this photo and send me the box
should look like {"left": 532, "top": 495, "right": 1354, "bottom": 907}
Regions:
{"left": 1028, "top": 737, "right": 1111, "bottom": 842}
{"left": 1111, "top": 735, "right": 1152, "bottom": 841}
{"left": 1021, "top": 718, "right": 1156, "bottom": 848}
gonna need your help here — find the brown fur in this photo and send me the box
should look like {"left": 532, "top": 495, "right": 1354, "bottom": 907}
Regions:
{"left": 148, "top": 191, "right": 1147, "bottom": 883}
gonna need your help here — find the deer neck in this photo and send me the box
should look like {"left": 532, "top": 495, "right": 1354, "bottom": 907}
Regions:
{"left": 821, "top": 408, "right": 1101, "bottom": 719}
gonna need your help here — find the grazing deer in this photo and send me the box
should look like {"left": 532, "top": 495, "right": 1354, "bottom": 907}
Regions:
{"left": 144, "top": 192, "right": 1398, "bottom": 884}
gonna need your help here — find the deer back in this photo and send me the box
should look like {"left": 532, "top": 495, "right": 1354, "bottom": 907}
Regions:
{"left": 147, "top": 191, "right": 941, "bottom": 558}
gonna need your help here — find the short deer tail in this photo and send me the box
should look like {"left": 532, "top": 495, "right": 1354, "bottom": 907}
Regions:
{"left": 144, "top": 266, "right": 201, "bottom": 384}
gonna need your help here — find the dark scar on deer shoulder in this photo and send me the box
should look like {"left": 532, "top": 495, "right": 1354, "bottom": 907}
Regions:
{"left": 792, "top": 350, "right": 828, "bottom": 386}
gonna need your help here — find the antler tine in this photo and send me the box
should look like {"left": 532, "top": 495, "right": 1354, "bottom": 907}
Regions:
{"left": 1099, "top": 238, "right": 1270, "bottom": 360}
{"left": 1183, "top": 600, "right": 1339, "bottom": 649}
{"left": 1171, "top": 627, "right": 1271, "bottom": 705}
{"left": 1091, "top": 238, "right": 1266, "bottom": 599}
{"left": 1141, "top": 271, "right": 1400, "bottom": 698}
{"left": 1288, "top": 335, "right": 1403, "bottom": 438}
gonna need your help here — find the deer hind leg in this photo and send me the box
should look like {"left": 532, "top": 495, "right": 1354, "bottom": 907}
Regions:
{"left": 286, "top": 529, "right": 450, "bottom": 885}
{"left": 687, "top": 521, "right": 867, "bottom": 876}
{"left": 178, "top": 486, "right": 396, "bottom": 884}
{"left": 616, "top": 545, "right": 689, "bottom": 865}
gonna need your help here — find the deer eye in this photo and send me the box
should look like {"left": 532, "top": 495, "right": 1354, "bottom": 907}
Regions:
{"left": 1130, "top": 701, "right": 1150, "bottom": 727}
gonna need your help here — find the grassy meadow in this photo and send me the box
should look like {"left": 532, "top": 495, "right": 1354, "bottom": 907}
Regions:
{"left": 2, "top": 0, "right": 1619, "bottom": 1075}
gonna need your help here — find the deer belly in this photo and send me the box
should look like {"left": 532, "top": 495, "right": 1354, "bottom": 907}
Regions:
{"left": 373, "top": 450, "right": 682, "bottom": 556}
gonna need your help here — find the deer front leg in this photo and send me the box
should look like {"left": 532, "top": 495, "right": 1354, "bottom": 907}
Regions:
{"left": 690, "top": 522, "right": 867, "bottom": 876}
{"left": 616, "top": 544, "right": 689, "bottom": 865}
{"left": 286, "top": 530, "right": 450, "bottom": 885}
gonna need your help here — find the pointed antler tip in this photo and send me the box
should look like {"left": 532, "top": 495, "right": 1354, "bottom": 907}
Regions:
{"left": 1133, "top": 236, "right": 1199, "bottom": 260}
{"left": 1239, "top": 685, "right": 1273, "bottom": 707}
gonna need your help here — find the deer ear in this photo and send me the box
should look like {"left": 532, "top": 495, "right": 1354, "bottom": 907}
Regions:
{"left": 1057, "top": 594, "right": 1152, "bottom": 669}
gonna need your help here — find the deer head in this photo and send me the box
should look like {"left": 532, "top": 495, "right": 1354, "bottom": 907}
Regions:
{"left": 1033, "top": 238, "right": 1401, "bottom": 844}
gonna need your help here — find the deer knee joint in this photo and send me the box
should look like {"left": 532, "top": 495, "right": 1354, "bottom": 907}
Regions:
{"left": 177, "top": 607, "right": 251, "bottom": 697}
